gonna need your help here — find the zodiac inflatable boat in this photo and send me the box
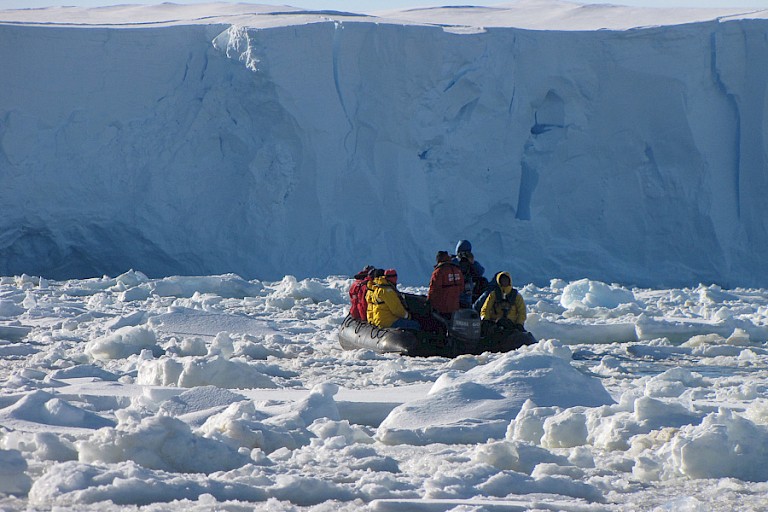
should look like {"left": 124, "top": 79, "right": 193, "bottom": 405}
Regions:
{"left": 338, "top": 294, "right": 536, "bottom": 358}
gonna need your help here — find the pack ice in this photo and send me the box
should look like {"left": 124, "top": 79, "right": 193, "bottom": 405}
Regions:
{"left": 0, "top": 266, "right": 764, "bottom": 510}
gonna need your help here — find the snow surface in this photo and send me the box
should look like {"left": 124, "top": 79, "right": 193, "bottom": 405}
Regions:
{"left": 2, "top": 272, "right": 768, "bottom": 511}
{"left": 1, "top": 1, "right": 768, "bottom": 287}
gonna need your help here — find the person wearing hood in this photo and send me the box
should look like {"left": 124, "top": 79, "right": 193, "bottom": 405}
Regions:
{"left": 368, "top": 269, "right": 421, "bottom": 330}
{"left": 428, "top": 250, "right": 464, "bottom": 317}
{"left": 452, "top": 239, "right": 487, "bottom": 307}
{"left": 473, "top": 271, "right": 503, "bottom": 313}
{"left": 480, "top": 272, "right": 526, "bottom": 329}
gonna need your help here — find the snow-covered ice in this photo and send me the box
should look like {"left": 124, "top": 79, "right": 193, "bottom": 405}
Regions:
{"left": 2, "top": 1, "right": 768, "bottom": 511}
{"left": 0, "top": 272, "right": 767, "bottom": 510}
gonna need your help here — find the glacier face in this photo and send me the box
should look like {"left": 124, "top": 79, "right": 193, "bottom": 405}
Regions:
{"left": 0, "top": 15, "right": 766, "bottom": 287}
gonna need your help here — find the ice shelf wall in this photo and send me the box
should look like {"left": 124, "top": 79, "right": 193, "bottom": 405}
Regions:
{"left": 0, "top": 19, "right": 766, "bottom": 287}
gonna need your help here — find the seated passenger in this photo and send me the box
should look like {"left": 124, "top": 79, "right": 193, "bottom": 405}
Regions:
{"left": 366, "top": 268, "right": 384, "bottom": 324}
{"left": 480, "top": 272, "right": 526, "bottom": 330}
{"left": 369, "top": 269, "right": 420, "bottom": 330}
{"left": 428, "top": 250, "right": 464, "bottom": 318}
{"left": 348, "top": 265, "right": 374, "bottom": 321}
{"left": 473, "top": 271, "right": 502, "bottom": 313}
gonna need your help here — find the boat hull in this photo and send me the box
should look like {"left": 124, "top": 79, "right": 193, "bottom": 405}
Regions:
{"left": 338, "top": 314, "right": 536, "bottom": 358}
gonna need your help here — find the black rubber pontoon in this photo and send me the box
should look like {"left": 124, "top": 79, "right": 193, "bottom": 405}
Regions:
{"left": 338, "top": 294, "right": 536, "bottom": 358}
{"left": 338, "top": 316, "right": 422, "bottom": 355}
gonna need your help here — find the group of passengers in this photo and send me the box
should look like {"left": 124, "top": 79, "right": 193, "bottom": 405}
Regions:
{"left": 348, "top": 240, "right": 526, "bottom": 334}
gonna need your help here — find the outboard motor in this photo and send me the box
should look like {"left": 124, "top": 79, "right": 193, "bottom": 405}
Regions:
{"left": 449, "top": 308, "right": 482, "bottom": 349}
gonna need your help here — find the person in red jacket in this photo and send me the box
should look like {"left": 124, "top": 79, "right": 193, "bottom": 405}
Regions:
{"left": 428, "top": 251, "right": 464, "bottom": 318}
{"left": 348, "top": 265, "right": 374, "bottom": 321}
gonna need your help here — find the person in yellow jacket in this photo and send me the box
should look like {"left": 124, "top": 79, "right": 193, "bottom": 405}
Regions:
{"left": 368, "top": 269, "right": 421, "bottom": 330}
{"left": 480, "top": 272, "right": 526, "bottom": 330}
{"left": 365, "top": 268, "right": 383, "bottom": 324}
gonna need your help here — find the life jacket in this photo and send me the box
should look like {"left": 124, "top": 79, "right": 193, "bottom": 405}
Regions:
{"left": 349, "top": 278, "right": 369, "bottom": 321}
{"left": 484, "top": 287, "right": 526, "bottom": 325}
{"left": 492, "top": 288, "right": 518, "bottom": 317}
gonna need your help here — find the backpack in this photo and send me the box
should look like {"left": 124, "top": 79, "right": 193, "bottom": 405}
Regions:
{"left": 349, "top": 279, "right": 368, "bottom": 320}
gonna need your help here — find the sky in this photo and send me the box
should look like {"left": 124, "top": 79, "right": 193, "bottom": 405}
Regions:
{"left": 1, "top": 0, "right": 767, "bottom": 11}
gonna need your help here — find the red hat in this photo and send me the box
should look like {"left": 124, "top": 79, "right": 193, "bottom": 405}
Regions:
{"left": 384, "top": 268, "right": 398, "bottom": 283}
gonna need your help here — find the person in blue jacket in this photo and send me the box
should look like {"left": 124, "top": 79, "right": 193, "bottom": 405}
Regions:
{"left": 473, "top": 271, "right": 502, "bottom": 313}
{"left": 452, "top": 239, "right": 487, "bottom": 307}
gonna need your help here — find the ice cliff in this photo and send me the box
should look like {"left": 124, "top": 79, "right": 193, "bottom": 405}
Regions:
{"left": 0, "top": 2, "right": 767, "bottom": 287}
